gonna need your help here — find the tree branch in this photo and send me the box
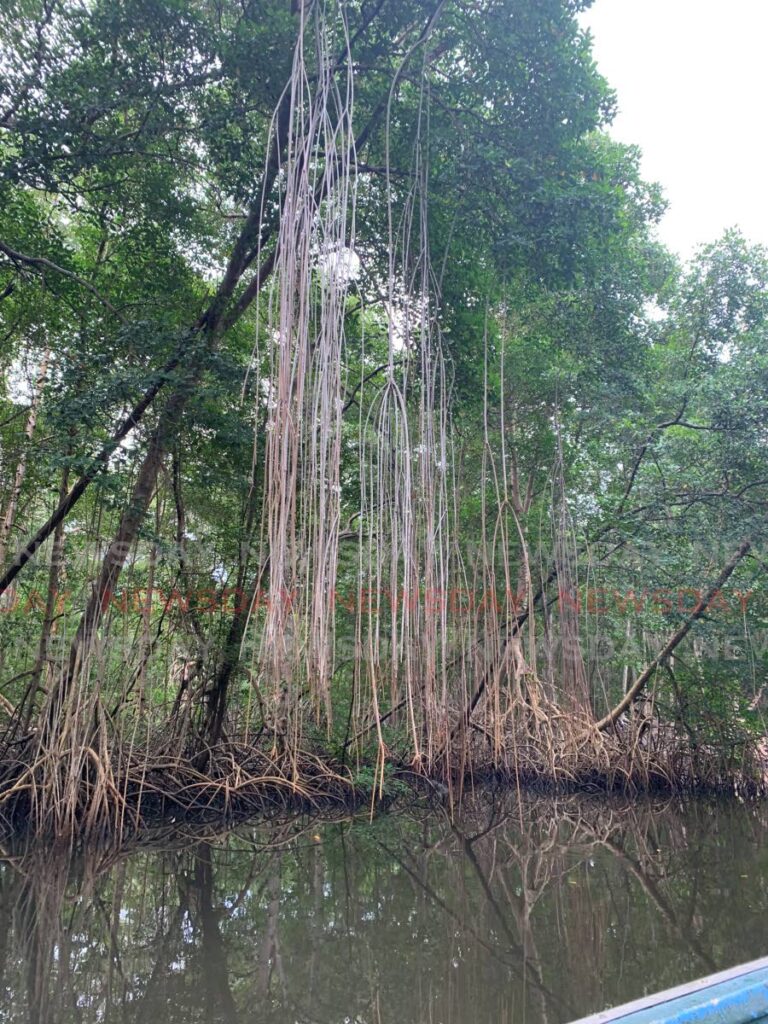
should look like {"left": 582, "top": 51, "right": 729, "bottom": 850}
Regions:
{"left": 591, "top": 538, "right": 753, "bottom": 734}
{"left": 0, "top": 239, "right": 126, "bottom": 321}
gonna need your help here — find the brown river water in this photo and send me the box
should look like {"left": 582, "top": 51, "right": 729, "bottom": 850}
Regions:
{"left": 0, "top": 793, "right": 767, "bottom": 1023}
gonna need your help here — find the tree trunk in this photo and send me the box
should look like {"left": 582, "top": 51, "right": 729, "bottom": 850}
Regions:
{"left": 21, "top": 465, "right": 70, "bottom": 733}
{"left": 53, "top": 385, "right": 190, "bottom": 721}
{"left": 0, "top": 348, "right": 50, "bottom": 567}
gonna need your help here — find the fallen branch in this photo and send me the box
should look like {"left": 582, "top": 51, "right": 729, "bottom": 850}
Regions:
{"left": 592, "top": 538, "right": 753, "bottom": 733}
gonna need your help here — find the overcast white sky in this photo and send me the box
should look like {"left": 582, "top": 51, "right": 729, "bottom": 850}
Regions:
{"left": 580, "top": 0, "right": 768, "bottom": 261}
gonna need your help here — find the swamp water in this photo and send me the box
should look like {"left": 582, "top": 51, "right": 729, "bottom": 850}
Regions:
{"left": 1, "top": 795, "right": 767, "bottom": 1023}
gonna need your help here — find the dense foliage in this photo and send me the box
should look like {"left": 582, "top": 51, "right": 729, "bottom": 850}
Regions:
{"left": 0, "top": 0, "right": 766, "bottom": 824}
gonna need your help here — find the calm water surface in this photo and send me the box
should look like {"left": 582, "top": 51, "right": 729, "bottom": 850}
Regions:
{"left": 1, "top": 795, "right": 768, "bottom": 1023}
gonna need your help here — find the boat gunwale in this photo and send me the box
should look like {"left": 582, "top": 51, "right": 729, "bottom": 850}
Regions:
{"left": 568, "top": 957, "right": 768, "bottom": 1024}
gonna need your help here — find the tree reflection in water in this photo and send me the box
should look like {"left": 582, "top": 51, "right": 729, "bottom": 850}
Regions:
{"left": 1, "top": 796, "right": 767, "bottom": 1024}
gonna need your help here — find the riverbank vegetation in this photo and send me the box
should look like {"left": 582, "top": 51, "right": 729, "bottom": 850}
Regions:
{"left": 1, "top": 0, "right": 767, "bottom": 836}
